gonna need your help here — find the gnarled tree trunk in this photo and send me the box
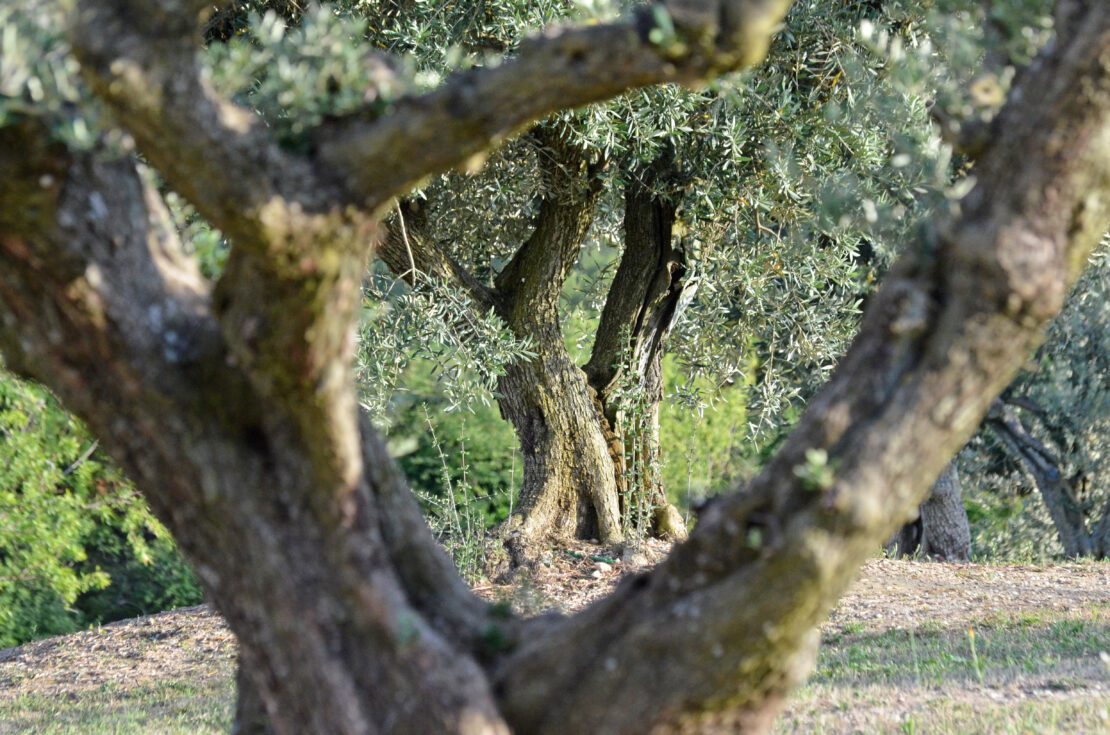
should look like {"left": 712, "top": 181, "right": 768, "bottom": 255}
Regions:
{"left": 987, "top": 398, "right": 1108, "bottom": 558}
{"left": 4, "top": 1, "right": 1109, "bottom": 734}
{"left": 488, "top": 132, "right": 625, "bottom": 554}
{"left": 585, "top": 163, "right": 693, "bottom": 540}
{"left": 381, "top": 136, "right": 691, "bottom": 554}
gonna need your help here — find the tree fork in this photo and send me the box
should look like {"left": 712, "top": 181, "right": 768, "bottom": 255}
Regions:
{"left": 492, "top": 130, "right": 625, "bottom": 551}
{"left": 4, "top": 1, "right": 1110, "bottom": 733}
{"left": 492, "top": 7, "right": 1110, "bottom": 731}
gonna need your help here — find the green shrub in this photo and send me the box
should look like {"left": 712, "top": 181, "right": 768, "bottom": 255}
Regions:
{"left": 0, "top": 371, "right": 201, "bottom": 647}
{"left": 75, "top": 526, "right": 203, "bottom": 624}
{"left": 387, "top": 364, "right": 520, "bottom": 529}
{"left": 660, "top": 355, "right": 757, "bottom": 509}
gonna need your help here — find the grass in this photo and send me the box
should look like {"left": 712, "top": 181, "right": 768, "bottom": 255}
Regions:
{"left": 0, "top": 679, "right": 232, "bottom": 734}
{"left": 814, "top": 607, "right": 1108, "bottom": 687}
{"left": 1, "top": 578, "right": 1107, "bottom": 734}
{"left": 779, "top": 605, "right": 1110, "bottom": 734}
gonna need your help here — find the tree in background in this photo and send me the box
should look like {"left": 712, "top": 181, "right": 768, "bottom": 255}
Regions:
{"left": 204, "top": 1, "right": 1031, "bottom": 562}
{"left": 345, "top": 0, "right": 1057, "bottom": 560}
{"left": 963, "top": 247, "right": 1110, "bottom": 559}
{"left": 241, "top": 0, "right": 963, "bottom": 554}
{"left": 3, "top": 1, "right": 1110, "bottom": 734}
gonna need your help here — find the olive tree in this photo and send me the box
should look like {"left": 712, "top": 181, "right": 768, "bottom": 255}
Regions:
{"left": 250, "top": 0, "right": 960, "bottom": 553}
{"left": 3, "top": 1, "right": 1110, "bottom": 734}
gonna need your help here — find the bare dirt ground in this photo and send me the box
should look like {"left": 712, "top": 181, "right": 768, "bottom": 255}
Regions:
{"left": 1, "top": 546, "right": 1107, "bottom": 733}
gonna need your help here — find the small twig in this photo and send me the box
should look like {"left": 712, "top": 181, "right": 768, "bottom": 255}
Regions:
{"left": 63, "top": 440, "right": 99, "bottom": 477}
{"left": 395, "top": 201, "right": 419, "bottom": 282}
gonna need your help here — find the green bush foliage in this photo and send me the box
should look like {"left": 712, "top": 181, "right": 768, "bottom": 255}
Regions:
{"left": 0, "top": 372, "right": 201, "bottom": 647}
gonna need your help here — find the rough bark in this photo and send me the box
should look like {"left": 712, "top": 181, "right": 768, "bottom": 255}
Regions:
{"left": 380, "top": 148, "right": 693, "bottom": 550}
{"left": 2, "top": 1, "right": 1108, "bottom": 734}
{"left": 493, "top": 7, "right": 1110, "bottom": 730}
{"left": 380, "top": 189, "right": 629, "bottom": 555}
{"left": 233, "top": 658, "right": 275, "bottom": 735}
{"left": 586, "top": 165, "right": 694, "bottom": 540}
{"left": 888, "top": 462, "right": 971, "bottom": 561}
{"left": 490, "top": 131, "right": 624, "bottom": 552}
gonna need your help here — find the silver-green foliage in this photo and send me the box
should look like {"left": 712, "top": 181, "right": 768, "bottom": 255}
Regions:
{"left": 204, "top": 1, "right": 1062, "bottom": 497}
{"left": 4, "top": 0, "right": 1075, "bottom": 556}
{"left": 0, "top": 1, "right": 98, "bottom": 146}
{"left": 356, "top": 271, "right": 535, "bottom": 422}
{"left": 208, "top": 5, "right": 412, "bottom": 144}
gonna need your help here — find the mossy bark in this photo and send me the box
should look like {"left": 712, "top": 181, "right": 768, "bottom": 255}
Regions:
{"left": 585, "top": 163, "right": 693, "bottom": 541}
{"left": 381, "top": 136, "right": 691, "bottom": 553}
{"left": 3, "top": 2, "right": 1108, "bottom": 734}
{"left": 487, "top": 165, "right": 694, "bottom": 550}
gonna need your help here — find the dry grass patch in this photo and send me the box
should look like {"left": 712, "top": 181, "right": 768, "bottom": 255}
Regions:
{"left": 1, "top": 556, "right": 1107, "bottom": 734}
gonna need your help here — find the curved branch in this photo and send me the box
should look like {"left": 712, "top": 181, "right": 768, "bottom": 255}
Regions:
{"left": 492, "top": 8, "right": 1110, "bottom": 732}
{"left": 377, "top": 201, "right": 496, "bottom": 310}
{"left": 0, "top": 119, "right": 234, "bottom": 452}
{"left": 0, "top": 119, "right": 270, "bottom": 568}
{"left": 315, "top": 0, "right": 794, "bottom": 209}
{"left": 987, "top": 400, "right": 1094, "bottom": 557}
{"left": 493, "top": 130, "right": 603, "bottom": 326}
{"left": 68, "top": 2, "right": 382, "bottom": 496}
{"left": 357, "top": 411, "right": 523, "bottom": 657}
{"left": 68, "top": 0, "right": 330, "bottom": 254}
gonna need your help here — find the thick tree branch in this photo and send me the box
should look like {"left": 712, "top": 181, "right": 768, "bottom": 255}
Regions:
{"left": 0, "top": 119, "right": 237, "bottom": 468}
{"left": 0, "top": 121, "right": 270, "bottom": 613}
{"left": 68, "top": 0, "right": 331, "bottom": 256}
{"left": 315, "top": 0, "right": 794, "bottom": 210}
{"left": 493, "top": 7, "right": 1110, "bottom": 732}
{"left": 0, "top": 117, "right": 511, "bottom": 734}
{"left": 584, "top": 163, "right": 688, "bottom": 397}
{"left": 493, "top": 130, "right": 603, "bottom": 326}
{"left": 68, "top": 1, "right": 383, "bottom": 499}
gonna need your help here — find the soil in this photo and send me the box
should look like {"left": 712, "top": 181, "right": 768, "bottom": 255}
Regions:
{"left": 1, "top": 544, "right": 1107, "bottom": 732}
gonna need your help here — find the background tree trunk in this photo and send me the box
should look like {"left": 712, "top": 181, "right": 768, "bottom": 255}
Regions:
{"left": 496, "top": 327, "right": 624, "bottom": 558}
{"left": 1093, "top": 501, "right": 1110, "bottom": 559}
{"left": 889, "top": 462, "right": 971, "bottom": 560}
{"left": 382, "top": 136, "right": 693, "bottom": 552}
{"left": 920, "top": 463, "right": 972, "bottom": 561}
{"left": 888, "top": 464, "right": 967, "bottom": 561}
{"left": 585, "top": 162, "right": 694, "bottom": 541}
